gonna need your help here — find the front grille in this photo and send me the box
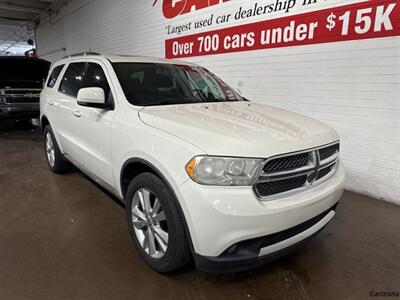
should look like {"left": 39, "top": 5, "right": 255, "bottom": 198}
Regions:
{"left": 4, "top": 96, "right": 40, "bottom": 104}
{"left": 254, "top": 143, "right": 340, "bottom": 200}
{"left": 256, "top": 176, "right": 308, "bottom": 197}
{"left": 319, "top": 143, "right": 339, "bottom": 161}
{"left": 263, "top": 152, "right": 311, "bottom": 173}
{"left": 1, "top": 88, "right": 41, "bottom": 104}
{"left": 317, "top": 165, "right": 334, "bottom": 180}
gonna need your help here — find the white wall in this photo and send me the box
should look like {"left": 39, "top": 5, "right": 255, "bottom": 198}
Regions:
{"left": 36, "top": 0, "right": 400, "bottom": 204}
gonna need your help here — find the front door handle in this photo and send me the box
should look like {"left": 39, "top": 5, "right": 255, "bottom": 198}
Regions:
{"left": 48, "top": 100, "right": 54, "bottom": 106}
{"left": 73, "top": 109, "right": 81, "bottom": 118}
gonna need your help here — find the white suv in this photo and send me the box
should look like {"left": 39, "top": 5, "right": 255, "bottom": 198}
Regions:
{"left": 40, "top": 53, "right": 345, "bottom": 273}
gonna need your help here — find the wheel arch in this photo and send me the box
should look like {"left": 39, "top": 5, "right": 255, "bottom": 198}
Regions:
{"left": 120, "top": 158, "right": 160, "bottom": 200}
{"left": 40, "top": 115, "right": 50, "bottom": 132}
{"left": 120, "top": 157, "right": 195, "bottom": 253}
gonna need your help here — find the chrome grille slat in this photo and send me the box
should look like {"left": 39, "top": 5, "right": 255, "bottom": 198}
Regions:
{"left": 316, "top": 162, "right": 337, "bottom": 181}
{"left": 263, "top": 152, "right": 312, "bottom": 173}
{"left": 261, "top": 151, "right": 317, "bottom": 178}
{"left": 254, "top": 142, "right": 340, "bottom": 200}
{"left": 319, "top": 152, "right": 339, "bottom": 166}
{"left": 258, "top": 168, "right": 315, "bottom": 182}
{"left": 256, "top": 176, "right": 308, "bottom": 197}
{"left": 1, "top": 88, "right": 41, "bottom": 104}
{"left": 4, "top": 94, "right": 41, "bottom": 97}
{"left": 319, "top": 143, "right": 340, "bottom": 161}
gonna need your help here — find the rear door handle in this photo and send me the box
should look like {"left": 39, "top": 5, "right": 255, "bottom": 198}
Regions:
{"left": 73, "top": 109, "right": 81, "bottom": 118}
{"left": 48, "top": 100, "right": 54, "bottom": 106}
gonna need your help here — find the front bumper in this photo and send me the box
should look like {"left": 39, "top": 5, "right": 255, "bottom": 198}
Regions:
{"left": 0, "top": 103, "right": 39, "bottom": 119}
{"left": 194, "top": 204, "right": 337, "bottom": 273}
{"left": 177, "top": 161, "right": 345, "bottom": 272}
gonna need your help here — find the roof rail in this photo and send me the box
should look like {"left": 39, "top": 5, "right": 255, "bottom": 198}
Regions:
{"left": 63, "top": 52, "right": 101, "bottom": 59}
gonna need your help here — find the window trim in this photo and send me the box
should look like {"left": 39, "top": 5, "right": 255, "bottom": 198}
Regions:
{"left": 47, "top": 64, "right": 65, "bottom": 88}
{"left": 58, "top": 62, "right": 88, "bottom": 99}
{"left": 58, "top": 61, "right": 115, "bottom": 106}
{"left": 82, "top": 62, "right": 113, "bottom": 102}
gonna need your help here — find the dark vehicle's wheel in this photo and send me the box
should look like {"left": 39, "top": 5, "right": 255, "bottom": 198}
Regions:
{"left": 43, "top": 125, "right": 70, "bottom": 173}
{"left": 126, "top": 172, "right": 191, "bottom": 273}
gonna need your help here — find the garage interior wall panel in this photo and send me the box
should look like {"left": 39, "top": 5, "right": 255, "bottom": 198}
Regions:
{"left": 36, "top": 0, "right": 400, "bottom": 204}
{"left": 36, "top": 17, "right": 65, "bottom": 62}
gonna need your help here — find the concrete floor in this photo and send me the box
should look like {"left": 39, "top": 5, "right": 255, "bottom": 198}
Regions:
{"left": 0, "top": 122, "right": 399, "bottom": 300}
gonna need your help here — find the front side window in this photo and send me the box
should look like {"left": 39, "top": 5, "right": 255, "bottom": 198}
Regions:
{"left": 47, "top": 64, "right": 64, "bottom": 88}
{"left": 82, "top": 63, "right": 111, "bottom": 100}
{"left": 59, "top": 62, "right": 86, "bottom": 98}
{"left": 112, "top": 63, "right": 243, "bottom": 106}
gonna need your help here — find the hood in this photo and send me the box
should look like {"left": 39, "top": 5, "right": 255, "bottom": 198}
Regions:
{"left": 139, "top": 102, "right": 339, "bottom": 158}
{"left": 0, "top": 57, "right": 50, "bottom": 85}
{"left": 0, "top": 79, "right": 43, "bottom": 89}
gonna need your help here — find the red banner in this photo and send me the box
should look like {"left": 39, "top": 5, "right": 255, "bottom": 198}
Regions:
{"left": 165, "top": 0, "right": 400, "bottom": 58}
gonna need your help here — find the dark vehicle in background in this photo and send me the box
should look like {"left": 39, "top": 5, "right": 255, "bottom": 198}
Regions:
{"left": 0, "top": 57, "right": 50, "bottom": 120}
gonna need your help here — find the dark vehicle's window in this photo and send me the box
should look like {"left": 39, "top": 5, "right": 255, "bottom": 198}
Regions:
{"left": 59, "top": 62, "right": 86, "bottom": 98}
{"left": 112, "top": 63, "right": 243, "bottom": 106}
{"left": 47, "top": 65, "right": 64, "bottom": 88}
{"left": 82, "top": 63, "right": 111, "bottom": 100}
{"left": 0, "top": 57, "right": 50, "bottom": 88}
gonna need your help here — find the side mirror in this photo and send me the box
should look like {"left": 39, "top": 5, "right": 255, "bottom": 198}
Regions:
{"left": 77, "top": 87, "right": 113, "bottom": 109}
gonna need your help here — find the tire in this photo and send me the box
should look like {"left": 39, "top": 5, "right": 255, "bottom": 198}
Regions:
{"left": 125, "top": 172, "right": 191, "bottom": 273}
{"left": 43, "top": 125, "right": 70, "bottom": 173}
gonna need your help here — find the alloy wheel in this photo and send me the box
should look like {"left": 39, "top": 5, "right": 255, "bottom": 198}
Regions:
{"left": 131, "top": 187, "right": 169, "bottom": 259}
{"left": 45, "top": 132, "right": 55, "bottom": 167}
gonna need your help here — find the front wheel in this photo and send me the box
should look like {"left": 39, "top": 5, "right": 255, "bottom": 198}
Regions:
{"left": 125, "top": 172, "right": 191, "bottom": 273}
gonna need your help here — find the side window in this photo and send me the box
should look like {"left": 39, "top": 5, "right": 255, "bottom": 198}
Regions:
{"left": 59, "top": 62, "right": 87, "bottom": 98}
{"left": 47, "top": 64, "right": 64, "bottom": 88}
{"left": 82, "top": 63, "right": 111, "bottom": 100}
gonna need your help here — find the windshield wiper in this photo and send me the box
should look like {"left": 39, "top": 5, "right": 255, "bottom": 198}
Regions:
{"left": 147, "top": 100, "right": 191, "bottom": 106}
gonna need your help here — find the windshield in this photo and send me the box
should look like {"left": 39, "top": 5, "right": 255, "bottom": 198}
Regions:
{"left": 112, "top": 63, "right": 244, "bottom": 106}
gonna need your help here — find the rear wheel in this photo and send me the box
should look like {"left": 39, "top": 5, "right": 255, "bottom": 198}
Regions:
{"left": 44, "top": 125, "right": 70, "bottom": 173}
{"left": 126, "top": 172, "right": 191, "bottom": 273}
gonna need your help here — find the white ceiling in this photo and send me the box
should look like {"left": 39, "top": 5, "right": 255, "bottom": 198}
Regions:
{"left": 0, "top": 0, "right": 57, "bottom": 55}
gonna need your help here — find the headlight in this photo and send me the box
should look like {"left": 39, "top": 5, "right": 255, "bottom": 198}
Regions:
{"left": 185, "top": 156, "right": 263, "bottom": 186}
